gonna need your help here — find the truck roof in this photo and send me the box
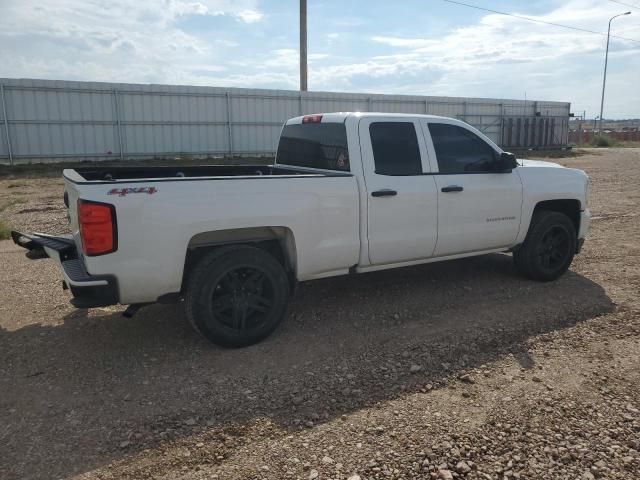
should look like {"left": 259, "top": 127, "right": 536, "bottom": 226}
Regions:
{"left": 285, "top": 112, "right": 460, "bottom": 124}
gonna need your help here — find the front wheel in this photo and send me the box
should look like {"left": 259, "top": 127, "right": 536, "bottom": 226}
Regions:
{"left": 513, "top": 210, "right": 576, "bottom": 282}
{"left": 185, "top": 246, "right": 290, "bottom": 347}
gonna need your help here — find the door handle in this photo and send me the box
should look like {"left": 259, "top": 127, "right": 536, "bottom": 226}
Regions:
{"left": 441, "top": 185, "right": 464, "bottom": 193}
{"left": 371, "top": 189, "right": 398, "bottom": 197}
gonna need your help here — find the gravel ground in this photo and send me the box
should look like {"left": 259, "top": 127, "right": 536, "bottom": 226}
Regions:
{"left": 0, "top": 148, "right": 638, "bottom": 480}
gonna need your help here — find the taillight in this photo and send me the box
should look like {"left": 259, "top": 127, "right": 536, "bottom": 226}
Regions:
{"left": 302, "top": 114, "right": 323, "bottom": 124}
{"left": 78, "top": 200, "right": 117, "bottom": 256}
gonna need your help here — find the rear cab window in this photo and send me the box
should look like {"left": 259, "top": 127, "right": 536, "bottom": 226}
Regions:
{"left": 276, "top": 121, "right": 350, "bottom": 171}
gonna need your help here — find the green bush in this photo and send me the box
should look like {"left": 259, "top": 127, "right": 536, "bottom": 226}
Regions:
{"left": 0, "top": 219, "right": 10, "bottom": 240}
{"left": 591, "top": 135, "right": 616, "bottom": 147}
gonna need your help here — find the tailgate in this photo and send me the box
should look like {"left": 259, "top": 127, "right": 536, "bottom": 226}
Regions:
{"left": 63, "top": 170, "right": 82, "bottom": 243}
{"left": 10, "top": 230, "right": 119, "bottom": 307}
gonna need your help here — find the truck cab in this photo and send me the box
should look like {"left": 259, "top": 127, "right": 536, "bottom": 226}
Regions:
{"left": 277, "top": 113, "right": 588, "bottom": 269}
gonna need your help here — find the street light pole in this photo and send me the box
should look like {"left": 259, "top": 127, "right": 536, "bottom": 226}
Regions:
{"left": 300, "top": 0, "right": 308, "bottom": 91}
{"left": 598, "top": 11, "right": 631, "bottom": 135}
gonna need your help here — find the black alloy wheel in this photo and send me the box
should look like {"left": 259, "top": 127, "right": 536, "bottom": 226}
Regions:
{"left": 513, "top": 210, "right": 577, "bottom": 282}
{"left": 210, "top": 266, "right": 275, "bottom": 332}
{"left": 185, "top": 246, "right": 290, "bottom": 347}
{"left": 536, "top": 225, "right": 571, "bottom": 274}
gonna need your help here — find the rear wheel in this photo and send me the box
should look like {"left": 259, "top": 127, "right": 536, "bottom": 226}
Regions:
{"left": 513, "top": 210, "right": 576, "bottom": 282}
{"left": 185, "top": 246, "right": 289, "bottom": 347}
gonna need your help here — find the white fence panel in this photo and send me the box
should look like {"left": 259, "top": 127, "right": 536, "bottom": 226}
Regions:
{"left": 0, "top": 78, "right": 571, "bottom": 165}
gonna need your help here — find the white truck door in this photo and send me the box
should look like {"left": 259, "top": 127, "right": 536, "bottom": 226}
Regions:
{"left": 358, "top": 117, "right": 438, "bottom": 265}
{"left": 422, "top": 120, "right": 523, "bottom": 257}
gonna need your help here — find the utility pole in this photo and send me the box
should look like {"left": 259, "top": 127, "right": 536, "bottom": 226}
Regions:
{"left": 576, "top": 113, "right": 583, "bottom": 146}
{"left": 300, "top": 0, "right": 308, "bottom": 91}
{"left": 599, "top": 11, "right": 631, "bottom": 136}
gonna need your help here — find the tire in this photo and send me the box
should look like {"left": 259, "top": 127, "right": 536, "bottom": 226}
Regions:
{"left": 513, "top": 210, "right": 577, "bottom": 282}
{"left": 184, "top": 245, "right": 290, "bottom": 347}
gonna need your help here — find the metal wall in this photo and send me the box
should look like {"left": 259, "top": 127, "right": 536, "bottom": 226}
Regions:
{"left": 0, "top": 78, "right": 571, "bottom": 165}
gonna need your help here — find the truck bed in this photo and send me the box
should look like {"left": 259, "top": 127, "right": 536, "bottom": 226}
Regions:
{"left": 67, "top": 164, "right": 350, "bottom": 183}
{"left": 61, "top": 161, "right": 361, "bottom": 302}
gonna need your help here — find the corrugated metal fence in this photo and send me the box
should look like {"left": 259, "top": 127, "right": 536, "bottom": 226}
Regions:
{"left": 0, "top": 78, "right": 571, "bottom": 165}
{"left": 569, "top": 129, "right": 640, "bottom": 144}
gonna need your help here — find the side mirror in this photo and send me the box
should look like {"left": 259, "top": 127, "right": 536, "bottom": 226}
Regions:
{"left": 495, "top": 152, "right": 518, "bottom": 172}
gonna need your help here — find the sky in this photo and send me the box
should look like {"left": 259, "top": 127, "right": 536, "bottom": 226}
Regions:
{"left": 0, "top": 0, "right": 639, "bottom": 119}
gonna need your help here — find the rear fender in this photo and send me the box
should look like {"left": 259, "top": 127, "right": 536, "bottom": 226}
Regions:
{"left": 182, "top": 226, "right": 297, "bottom": 292}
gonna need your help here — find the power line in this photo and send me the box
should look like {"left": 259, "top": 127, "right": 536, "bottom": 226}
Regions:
{"left": 442, "top": 0, "right": 640, "bottom": 43}
{"left": 609, "top": 0, "right": 640, "bottom": 11}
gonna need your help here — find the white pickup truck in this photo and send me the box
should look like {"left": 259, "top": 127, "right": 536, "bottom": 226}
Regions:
{"left": 13, "top": 112, "right": 590, "bottom": 347}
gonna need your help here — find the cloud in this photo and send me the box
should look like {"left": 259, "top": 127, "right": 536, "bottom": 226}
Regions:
{"left": 0, "top": 0, "right": 263, "bottom": 84}
{"left": 236, "top": 10, "right": 263, "bottom": 23}
{"left": 371, "top": 36, "right": 432, "bottom": 48}
{"left": 314, "top": 0, "right": 640, "bottom": 116}
{"left": 0, "top": 0, "right": 638, "bottom": 118}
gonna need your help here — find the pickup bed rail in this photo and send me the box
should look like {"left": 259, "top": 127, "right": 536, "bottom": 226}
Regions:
{"left": 66, "top": 164, "right": 351, "bottom": 183}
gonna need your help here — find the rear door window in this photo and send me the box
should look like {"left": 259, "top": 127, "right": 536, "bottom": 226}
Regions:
{"left": 276, "top": 123, "right": 350, "bottom": 171}
{"left": 369, "top": 122, "right": 423, "bottom": 175}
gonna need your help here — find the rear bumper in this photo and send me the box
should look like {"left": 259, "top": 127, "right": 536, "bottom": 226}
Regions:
{"left": 11, "top": 231, "right": 119, "bottom": 308}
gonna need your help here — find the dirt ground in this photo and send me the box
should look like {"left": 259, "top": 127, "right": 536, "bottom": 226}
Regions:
{"left": 1, "top": 148, "right": 639, "bottom": 480}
